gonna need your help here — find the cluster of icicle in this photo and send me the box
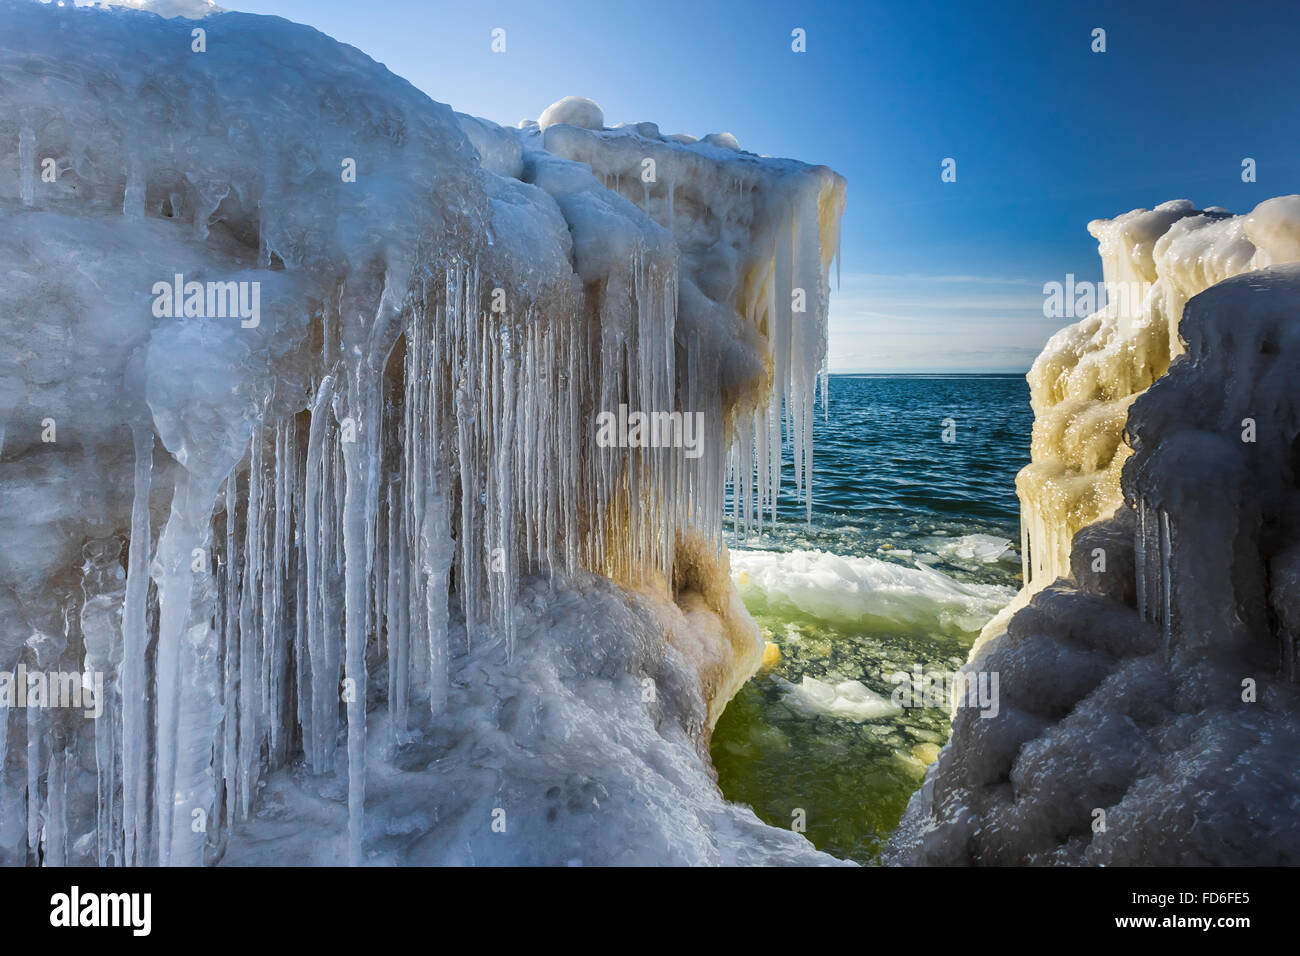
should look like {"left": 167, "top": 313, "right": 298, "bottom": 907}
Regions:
{"left": 717, "top": 173, "right": 839, "bottom": 535}
{"left": 540, "top": 123, "right": 844, "bottom": 536}
{"left": 726, "top": 225, "right": 832, "bottom": 536}
{"left": 1133, "top": 500, "right": 1175, "bottom": 656}
{"left": 100, "top": 250, "right": 701, "bottom": 865}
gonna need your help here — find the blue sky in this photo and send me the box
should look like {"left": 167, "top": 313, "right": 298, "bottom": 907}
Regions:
{"left": 231, "top": 0, "right": 1300, "bottom": 371}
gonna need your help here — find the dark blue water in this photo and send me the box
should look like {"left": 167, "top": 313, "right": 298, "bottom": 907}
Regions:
{"left": 713, "top": 374, "right": 1032, "bottom": 862}
{"left": 727, "top": 374, "right": 1032, "bottom": 581}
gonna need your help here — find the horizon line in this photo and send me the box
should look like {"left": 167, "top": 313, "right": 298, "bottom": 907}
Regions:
{"left": 826, "top": 368, "right": 1030, "bottom": 376}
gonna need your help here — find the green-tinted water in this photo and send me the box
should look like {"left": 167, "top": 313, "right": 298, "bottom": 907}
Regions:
{"left": 711, "top": 374, "right": 1031, "bottom": 863}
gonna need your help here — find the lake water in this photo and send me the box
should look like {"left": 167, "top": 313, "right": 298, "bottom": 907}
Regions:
{"left": 712, "top": 373, "right": 1033, "bottom": 863}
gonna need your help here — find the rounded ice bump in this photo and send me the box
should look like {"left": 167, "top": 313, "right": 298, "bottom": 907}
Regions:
{"left": 537, "top": 96, "right": 605, "bottom": 132}
{"left": 701, "top": 132, "right": 741, "bottom": 151}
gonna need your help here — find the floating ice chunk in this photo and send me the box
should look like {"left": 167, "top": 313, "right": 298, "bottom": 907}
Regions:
{"left": 779, "top": 675, "right": 900, "bottom": 722}
{"left": 731, "top": 548, "right": 1014, "bottom": 633}
{"left": 923, "top": 533, "right": 1016, "bottom": 565}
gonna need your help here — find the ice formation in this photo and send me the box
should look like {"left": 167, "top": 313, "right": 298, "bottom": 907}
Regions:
{"left": 1015, "top": 196, "right": 1300, "bottom": 593}
{"left": 889, "top": 199, "right": 1300, "bottom": 865}
{"left": 0, "top": 1, "right": 846, "bottom": 865}
{"left": 973, "top": 196, "right": 1300, "bottom": 654}
{"left": 919, "top": 533, "right": 1016, "bottom": 567}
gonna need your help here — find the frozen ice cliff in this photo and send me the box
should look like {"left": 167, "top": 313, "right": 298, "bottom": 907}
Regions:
{"left": 888, "top": 198, "right": 1300, "bottom": 865}
{"left": 0, "top": 0, "right": 846, "bottom": 865}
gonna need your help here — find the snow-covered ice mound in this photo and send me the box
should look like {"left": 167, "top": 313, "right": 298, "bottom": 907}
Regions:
{"left": 0, "top": 0, "right": 846, "bottom": 865}
{"left": 220, "top": 573, "right": 836, "bottom": 865}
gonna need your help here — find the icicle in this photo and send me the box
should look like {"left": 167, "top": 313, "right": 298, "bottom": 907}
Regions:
{"left": 44, "top": 748, "right": 67, "bottom": 866}
{"left": 1135, "top": 499, "right": 1147, "bottom": 621}
{"left": 237, "top": 432, "right": 262, "bottom": 818}
{"left": 221, "top": 470, "right": 239, "bottom": 832}
{"left": 340, "top": 406, "right": 370, "bottom": 866}
{"left": 386, "top": 475, "right": 410, "bottom": 736}
{"left": 266, "top": 420, "right": 290, "bottom": 763}
{"left": 26, "top": 695, "right": 41, "bottom": 862}
{"left": 121, "top": 425, "right": 152, "bottom": 866}
{"left": 123, "top": 159, "right": 145, "bottom": 219}
{"left": 151, "top": 469, "right": 223, "bottom": 867}
{"left": 1020, "top": 499, "right": 1031, "bottom": 587}
{"left": 1160, "top": 507, "right": 1173, "bottom": 658}
{"left": 80, "top": 536, "right": 125, "bottom": 868}
{"left": 0, "top": 668, "right": 8, "bottom": 838}
{"left": 303, "top": 375, "right": 336, "bottom": 773}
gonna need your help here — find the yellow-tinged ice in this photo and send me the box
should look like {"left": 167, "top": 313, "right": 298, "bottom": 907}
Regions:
{"left": 978, "top": 197, "right": 1300, "bottom": 654}
{"left": 1017, "top": 197, "right": 1300, "bottom": 592}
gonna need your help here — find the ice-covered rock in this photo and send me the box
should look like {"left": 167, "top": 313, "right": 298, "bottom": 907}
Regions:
{"left": 971, "top": 195, "right": 1300, "bottom": 665}
{"left": 888, "top": 214, "right": 1300, "bottom": 866}
{"left": 0, "top": 1, "right": 846, "bottom": 865}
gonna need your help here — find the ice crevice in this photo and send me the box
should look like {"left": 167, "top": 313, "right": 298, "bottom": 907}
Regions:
{"left": 0, "top": 4, "right": 846, "bottom": 865}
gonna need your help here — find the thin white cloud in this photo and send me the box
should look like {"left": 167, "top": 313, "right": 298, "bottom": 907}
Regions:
{"left": 827, "top": 271, "right": 1066, "bottom": 372}
{"left": 842, "top": 272, "right": 1041, "bottom": 287}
